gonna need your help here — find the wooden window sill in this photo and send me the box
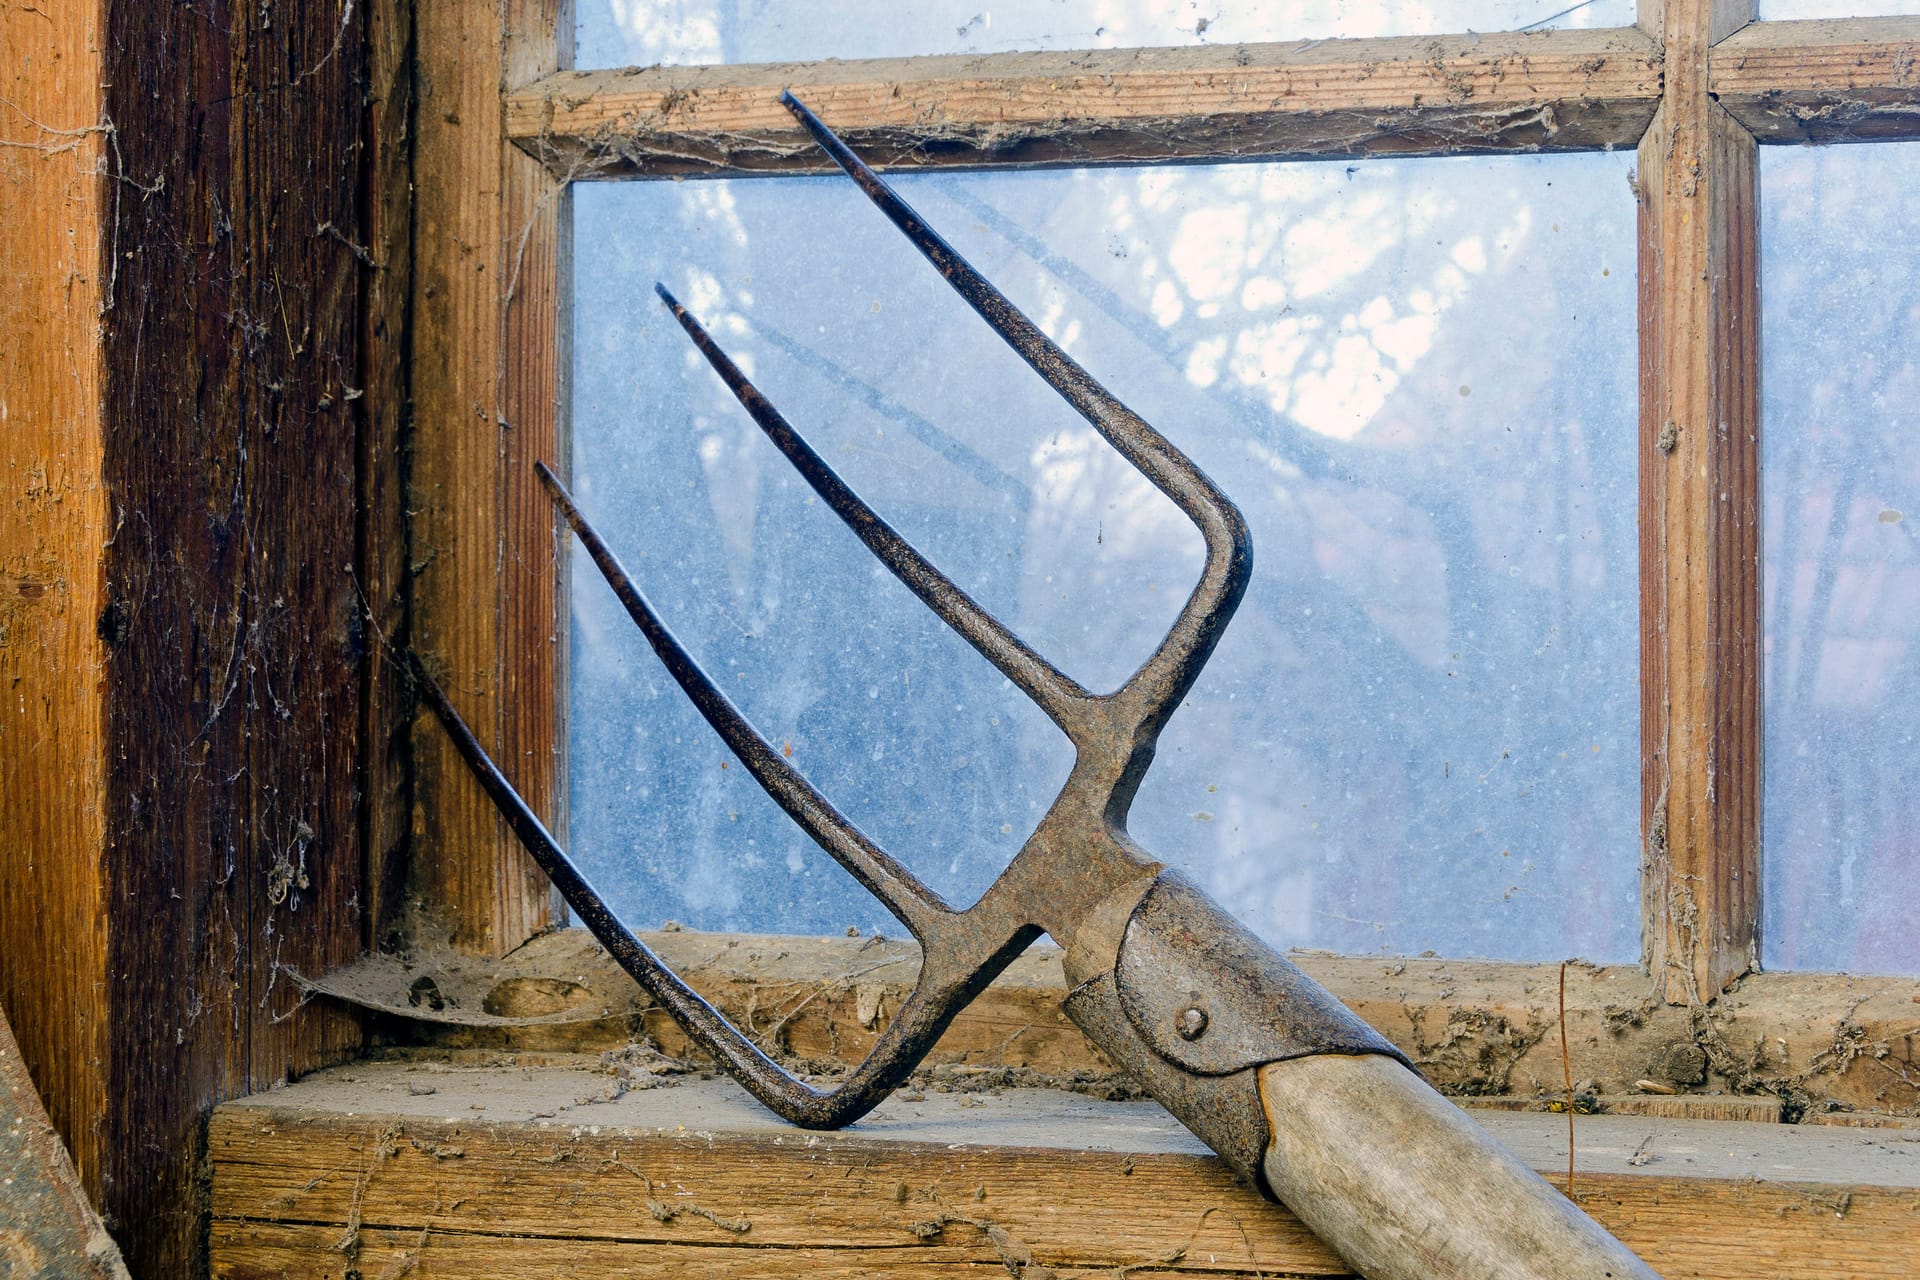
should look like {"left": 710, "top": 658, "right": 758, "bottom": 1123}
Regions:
{"left": 294, "top": 927, "right": 1920, "bottom": 1118}
{"left": 211, "top": 1059, "right": 1917, "bottom": 1278}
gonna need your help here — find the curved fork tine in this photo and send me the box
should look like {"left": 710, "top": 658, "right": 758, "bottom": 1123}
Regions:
{"left": 533, "top": 462, "right": 947, "bottom": 940}
{"left": 412, "top": 655, "right": 998, "bottom": 1128}
{"left": 656, "top": 284, "right": 1090, "bottom": 730}
{"left": 782, "top": 93, "right": 1253, "bottom": 734}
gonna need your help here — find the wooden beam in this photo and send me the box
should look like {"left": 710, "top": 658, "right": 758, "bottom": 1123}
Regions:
{"left": 318, "top": 929, "right": 1920, "bottom": 1120}
{"left": 208, "top": 1066, "right": 1920, "bottom": 1280}
{"left": 1712, "top": 17, "right": 1920, "bottom": 143}
{"left": 505, "top": 28, "right": 1665, "bottom": 179}
{"left": 410, "top": 0, "right": 571, "bottom": 954}
{"left": 362, "top": 0, "right": 418, "bottom": 952}
{"left": 0, "top": 0, "right": 112, "bottom": 1200}
{"left": 4, "top": 0, "right": 378, "bottom": 1270}
{"left": 1638, "top": 0, "right": 1763, "bottom": 1004}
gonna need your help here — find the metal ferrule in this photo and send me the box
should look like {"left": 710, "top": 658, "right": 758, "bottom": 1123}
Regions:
{"left": 1061, "top": 870, "right": 1411, "bottom": 1191}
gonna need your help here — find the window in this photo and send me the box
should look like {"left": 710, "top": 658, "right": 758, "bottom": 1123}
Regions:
{"left": 411, "top": 4, "right": 1920, "bottom": 994}
{"left": 14, "top": 4, "right": 1918, "bottom": 1273}
{"left": 568, "top": 153, "right": 1647, "bottom": 961}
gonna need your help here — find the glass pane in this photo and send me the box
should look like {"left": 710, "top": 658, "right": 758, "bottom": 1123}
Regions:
{"left": 1761, "top": 142, "right": 1920, "bottom": 976}
{"left": 1756, "top": 0, "right": 1915, "bottom": 19}
{"left": 579, "top": 0, "right": 1636, "bottom": 69}
{"left": 571, "top": 152, "right": 1640, "bottom": 959}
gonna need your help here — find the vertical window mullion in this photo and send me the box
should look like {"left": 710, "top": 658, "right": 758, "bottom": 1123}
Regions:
{"left": 410, "top": 0, "right": 572, "bottom": 954}
{"left": 1635, "top": 0, "right": 1765, "bottom": 1001}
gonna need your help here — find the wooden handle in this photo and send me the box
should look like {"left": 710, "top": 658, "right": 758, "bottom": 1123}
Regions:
{"left": 1258, "top": 1055, "right": 1662, "bottom": 1280}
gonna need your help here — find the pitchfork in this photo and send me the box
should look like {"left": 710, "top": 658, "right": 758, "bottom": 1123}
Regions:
{"left": 414, "top": 93, "right": 1662, "bottom": 1280}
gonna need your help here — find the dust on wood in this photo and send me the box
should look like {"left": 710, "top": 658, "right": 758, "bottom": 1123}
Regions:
{"left": 506, "top": 28, "right": 1665, "bottom": 179}
{"left": 408, "top": 0, "right": 566, "bottom": 957}
{"left": 319, "top": 928, "right": 1920, "bottom": 1122}
{"left": 1637, "top": 0, "right": 1763, "bottom": 1005}
{"left": 6, "top": 0, "right": 378, "bottom": 1273}
{"left": 1711, "top": 16, "right": 1920, "bottom": 142}
{"left": 208, "top": 1064, "right": 1920, "bottom": 1280}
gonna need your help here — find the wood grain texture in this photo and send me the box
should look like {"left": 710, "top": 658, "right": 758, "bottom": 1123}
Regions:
{"left": 74, "top": 0, "right": 375, "bottom": 1270}
{"left": 0, "top": 0, "right": 111, "bottom": 1198}
{"left": 206, "top": 1067, "right": 1920, "bottom": 1280}
{"left": 213, "top": 1231, "right": 1298, "bottom": 1280}
{"left": 340, "top": 929, "right": 1920, "bottom": 1119}
{"left": 1711, "top": 17, "right": 1920, "bottom": 143}
{"left": 1637, "top": 0, "right": 1763, "bottom": 1005}
{"left": 363, "top": 0, "right": 419, "bottom": 954}
{"left": 6, "top": 3, "right": 385, "bottom": 1268}
{"left": 506, "top": 28, "right": 1665, "bottom": 179}
{"left": 409, "top": 0, "right": 568, "bottom": 955}
{"left": 1258, "top": 1055, "right": 1657, "bottom": 1280}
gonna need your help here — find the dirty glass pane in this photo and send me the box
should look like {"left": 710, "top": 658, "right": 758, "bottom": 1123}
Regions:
{"left": 1756, "top": 1, "right": 1915, "bottom": 19}
{"left": 577, "top": 0, "right": 1636, "bottom": 69}
{"left": 570, "top": 152, "right": 1639, "bottom": 959}
{"left": 1761, "top": 142, "right": 1920, "bottom": 976}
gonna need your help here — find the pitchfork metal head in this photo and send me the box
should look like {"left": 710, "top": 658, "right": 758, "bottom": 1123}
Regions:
{"left": 414, "top": 91, "right": 1253, "bottom": 1128}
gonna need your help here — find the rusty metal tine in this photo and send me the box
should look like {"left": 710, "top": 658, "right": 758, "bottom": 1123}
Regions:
{"left": 780, "top": 92, "right": 1252, "bottom": 743}
{"left": 411, "top": 652, "right": 974, "bottom": 1127}
{"left": 533, "top": 461, "right": 949, "bottom": 939}
{"left": 654, "top": 284, "right": 1092, "bottom": 730}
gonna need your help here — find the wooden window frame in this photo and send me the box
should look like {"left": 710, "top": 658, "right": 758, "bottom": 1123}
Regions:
{"left": 412, "top": 2, "right": 1920, "bottom": 1000}
{"left": 7, "top": 0, "right": 1912, "bottom": 1274}
{"left": 7, "top": 3, "right": 1919, "bottom": 1272}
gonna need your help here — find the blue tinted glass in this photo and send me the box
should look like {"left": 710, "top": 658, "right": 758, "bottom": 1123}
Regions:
{"left": 577, "top": 0, "right": 1636, "bottom": 68}
{"left": 571, "top": 153, "right": 1640, "bottom": 959}
{"left": 1761, "top": 141, "right": 1920, "bottom": 976}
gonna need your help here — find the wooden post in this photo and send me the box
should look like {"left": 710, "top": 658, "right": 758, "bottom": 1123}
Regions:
{"left": 363, "top": 0, "right": 421, "bottom": 952}
{"left": 1637, "top": 0, "right": 1763, "bottom": 1003}
{"left": 0, "top": 0, "right": 113, "bottom": 1200}
{"left": 1, "top": 1, "right": 376, "bottom": 1270}
{"left": 409, "top": 0, "right": 572, "bottom": 956}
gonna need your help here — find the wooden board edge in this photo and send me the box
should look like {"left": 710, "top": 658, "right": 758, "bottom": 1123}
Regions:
{"left": 506, "top": 27, "right": 1664, "bottom": 178}
{"left": 1637, "top": 0, "right": 1763, "bottom": 1007}
{"left": 408, "top": 0, "right": 565, "bottom": 955}
{"left": 0, "top": 0, "right": 113, "bottom": 1195}
{"left": 205, "top": 1095, "right": 1920, "bottom": 1280}
{"left": 1711, "top": 17, "right": 1920, "bottom": 143}
{"left": 313, "top": 928, "right": 1920, "bottom": 1117}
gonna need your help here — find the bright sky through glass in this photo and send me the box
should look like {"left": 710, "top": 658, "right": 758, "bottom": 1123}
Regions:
{"left": 568, "top": 152, "right": 1640, "bottom": 962}
{"left": 1761, "top": 141, "right": 1920, "bottom": 977}
{"left": 576, "top": 0, "right": 1636, "bottom": 67}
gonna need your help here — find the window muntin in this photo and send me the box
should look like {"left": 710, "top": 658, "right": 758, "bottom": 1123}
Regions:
{"left": 570, "top": 152, "right": 1640, "bottom": 959}
{"left": 1761, "top": 140, "right": 1920, "bottom": 976}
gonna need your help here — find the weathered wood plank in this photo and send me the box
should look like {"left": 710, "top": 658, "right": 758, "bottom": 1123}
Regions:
{"left": 0, "top": 0, "right": 377, "bottom": 1270}
{"left": 207, "top": 1068, "right": 1920, "bottom": 1280}
{"left": 213, "top": 1230, "right": 1294, "bottom": 1280}
{"left": 334, "top": 929, "right": 1920, "bottom": 1119}
{"left": 0, "top": 0, "right": 112, "bottom": 1196}
{"left": 362, "top": 0, "right": 419, "bottom": 954}
{"left": 1711, "top": 17, "right": 1920, "bottom": 143}
{"left": 506, "top": 28, "right": 1665, "bottom": 179}
{"left": 411, "top": 0, "right": 570, "bottom": 954}
{"left": 1637, "top": 0, "right": 1763, "bottom": 1005}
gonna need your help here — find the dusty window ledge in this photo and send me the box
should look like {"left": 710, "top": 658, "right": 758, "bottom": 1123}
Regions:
{"left": 211, "top": 1061, "right": 1917, "bottom": 1279}
{"left": 301, "top": 926, "right": 1920, "bottom": 1121}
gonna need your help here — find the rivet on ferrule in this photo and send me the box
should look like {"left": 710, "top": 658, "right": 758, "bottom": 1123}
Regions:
{"left": 1175, "top": 1005, "right": 1209, "bottom": 1040}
